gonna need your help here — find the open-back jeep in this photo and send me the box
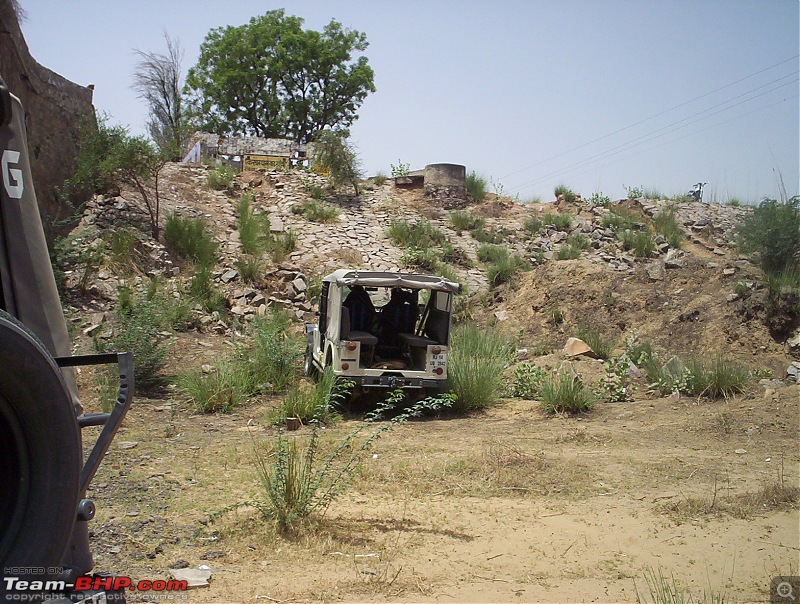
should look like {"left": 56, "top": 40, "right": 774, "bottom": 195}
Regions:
{"left": 1, "top": 77, "right": 133, "bottom": 601}
{"left": 304, "top": 270, "right": 460, "bottom": 393}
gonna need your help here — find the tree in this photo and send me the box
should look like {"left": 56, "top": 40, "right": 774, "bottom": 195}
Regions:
{"left": 67, "top": 116, "right": 167, "bottom": 240}
{"left": 311, "top": 131, "right": 362, "bottom": 197}
{"left": 184, "top": 10, "right": 375, "bottom": 143}
{"left": 132, "top": 33, "right": 189, "bottom": 160}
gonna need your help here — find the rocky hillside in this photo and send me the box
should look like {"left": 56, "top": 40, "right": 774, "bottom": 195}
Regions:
{"left": 58, "top": 163, "right": 798, "bottom": 388}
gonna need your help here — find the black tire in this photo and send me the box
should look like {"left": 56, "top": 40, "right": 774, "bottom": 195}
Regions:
{"left": 0, "top": 309, "right": 81, "bottom": 571}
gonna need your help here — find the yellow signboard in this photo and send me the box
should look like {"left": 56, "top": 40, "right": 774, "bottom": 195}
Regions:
{"left": 243, "top": 154, "right": 289, "bottom": 171}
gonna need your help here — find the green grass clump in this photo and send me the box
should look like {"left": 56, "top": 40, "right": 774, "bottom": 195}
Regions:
{"left": 237, "top": 193, "right": 270, "bottom": 255}
{"left": 577, "top": 324, "right": 615, "bottom": 360}
{"left": 400, "top": 247, "right": 440, "bottom": 271}
{"left": 449, "top": 210, "right": 485, "bottom": 233}
{"left": 477, "top": 244, "right": 528, "bottom": 285}
{"left": 619, "top": 229, "right": 656, "bottom": 257}
{"left": 653, "top": 206, "right": 684, "bottom": 248}
{"left": 177, "top": 361, "right": 250, "bottom": 413}
{"left": 386, "top": 219, "right": 446, "bottom": 249}
{"left": 235, "top": 255, "right": 264, "bottom": 283}
{"left": 470, "top": 227, "right": 506, "bottom": 244}
{"left": 601, "top": 206, "right": 639, "bottom": 230}
{"left": 635, "top": 567, "right": 728, "bottom": 604}
{"left": 683, "top": 356, "right": 750, "bottom": 398}
{"left": 447, "top": 324, "right": 515, "bottom": 412}
{"left": 524, "top": 215, "right": 543, "bottom": 234}
{"left": 189, "top": 264, "right": 227, "bottom": 313}
{"left": 557, "top": 234, "right": 591, "bottom": 259}
{"left": 726, "top": 197, "right": 743, "bottom": 207}
{"left": 293, "top": 199, "right": 340, "bottom": 223}
{"left": 240, "top": 310, "right": 304, "bottom": 395}
{"left": 554, "top": 184, "right": 577, "bottom": 203}
{"left": 542, "top": 212, "right": 573, "bottom": 230}
{"left": 477, "top": 243, "right": 509, "bottom": 264}
{"left": 273, "top": 369, "right": 342, "bottom": 424}
{"left": 163, "top": 212, "right": 218, "bottom": 267}
{"left": 539, "top": 371, "right": 594, "bottom": 414}
{"left": 739, "top": 196, "right": 800, "bottom": 277}
{"left": 265, "top": 230, "right": 297, "bottom": 264}
{"left": 466, "top": 171, "right": 488, "bottom": 201}
{"left": 207, "top": 164, "right": 235, "bottom": 190}
{"left": 373, "top": 172, "right": 388, "bottom": 186}
{"left": 103, "top": 228, "right": 145, "bottom": 274}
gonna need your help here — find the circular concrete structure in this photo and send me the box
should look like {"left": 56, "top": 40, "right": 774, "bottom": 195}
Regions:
{"left": 423, "top": 163, "right": 466, "bottom": 187}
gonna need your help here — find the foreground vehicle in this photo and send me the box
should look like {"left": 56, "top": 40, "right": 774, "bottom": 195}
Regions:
{"left": 305, "top": 269, "right": 460, "bottom": 393}
{"left": 0, "top": 77, "right": 133, "bottom": 602}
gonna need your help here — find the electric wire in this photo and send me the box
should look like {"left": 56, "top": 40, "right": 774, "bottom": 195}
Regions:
{"left": 499, "top": 55, "right": 799, "bottom": 181}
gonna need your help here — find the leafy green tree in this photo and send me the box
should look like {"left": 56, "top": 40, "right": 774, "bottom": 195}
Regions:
{"left": 184, "top": 10, "right": 375, "bottom": 143}
{"left": 67, "top": 116, "right": 167, "bottom": 240}
{"left": 739, "top": 196, "right": 800, "bottom": 277}
{"left": 311, "top": 131, "right": 362, "bottom": 196}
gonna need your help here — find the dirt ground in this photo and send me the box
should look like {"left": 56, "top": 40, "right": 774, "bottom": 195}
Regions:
{"left": 81, "top": 375, "right": 799, "bottom": 603}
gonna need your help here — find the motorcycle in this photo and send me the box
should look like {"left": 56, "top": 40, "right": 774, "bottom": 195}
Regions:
{"left": 687, "top": 182, "right": 708, "bottom": 202}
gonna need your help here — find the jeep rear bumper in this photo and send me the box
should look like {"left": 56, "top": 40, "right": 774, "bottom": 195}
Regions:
{"left": 345, "top": 374, "right": 446, "bottom": 389}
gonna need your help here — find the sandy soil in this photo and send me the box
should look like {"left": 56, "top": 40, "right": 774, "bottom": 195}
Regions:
{"left": 82, "top": 376, "right": 799, "bottom": 603}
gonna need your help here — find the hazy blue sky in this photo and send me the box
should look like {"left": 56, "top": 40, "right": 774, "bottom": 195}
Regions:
{"left": 17, "top": 1, "right": 799, "bottom": 203}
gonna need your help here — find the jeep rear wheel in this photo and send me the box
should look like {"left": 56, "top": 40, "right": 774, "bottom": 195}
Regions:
{"left": 0, "top": 310, "right": 81, "bottom": 569}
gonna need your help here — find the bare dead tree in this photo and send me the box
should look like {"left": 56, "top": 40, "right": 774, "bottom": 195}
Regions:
{"left": 132, "top": 33, "right": 188, "bottom": 160}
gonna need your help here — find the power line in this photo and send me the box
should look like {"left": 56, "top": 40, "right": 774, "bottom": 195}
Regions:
{"left": 507, "top": 75, "right": 798, "bottom": 192}
{"left": 499, "top": 55, "right": 799, "bottom": 181}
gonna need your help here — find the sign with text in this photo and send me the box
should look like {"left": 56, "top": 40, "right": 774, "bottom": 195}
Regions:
{"left": 243, "top": 154, "right": 289, "bottom": 171}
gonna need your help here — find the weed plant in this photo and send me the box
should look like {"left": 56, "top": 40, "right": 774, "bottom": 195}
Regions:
{"left": 556, "top": 244, "right": 582, "bottom": 260}
{"left": 554, "top": 184, "right": 577, "bottom": 203}
{"left": 207, "top": 164, "right": 235, "bottom": 190}
{"left": 237, "top": 193, "right": 270, "bottom": 255}
{"left": 447, "top": 324, "right": 515, "bottom": 411}
{"left": 510, "top": 363, "right": 548, "bottom": 399}
{"left": 178, "top": 361, "right": 250, "bottom": 413}
{"left": 619, "top": 229, "right": 656, "bottom": 257}
{"left": 449, "top": 210, "right": 485, "bottom": 233}
{"left": 542, "top": 212, "right": 573, "bottom": 230}
{"left": 739, "top": 196, "right": 800, "bottom": 277}
{"left": 524, "top": 215, "right": 543, "bottom": 234}
{"left": 240, "top": 310, "right": 304, "bottom": 395}
{"left": 466, "top": 171, "right": 488, "bottom": 201}
{"left": 539, "top": 371, "right": 594, "bottom": 414}
{"left": 273, "top": 370, "right": 344, "bottom": 424}
{"left": 189, "top": 265, "right": 227, "bottom": 313}
{"left": 601, "top": 206, "right": 639, "bottom": 230}
{"left": 386, "top": 219, "right": 446, "bottom": 249}
{"left": 373, "top": 172, "right": 387, "bottom": 186}
{"left": 163, "top": 212, "right": 218, "bottom": 267}
{"left": 487, "top": 253, "right": 529, "bottom": 286}
{"left": 235, "top": 255, "right": 264, "bottom": 283}
{"left": 104, "top": 227, "right": 145, "bottom": 274}
{"left": 254, "top": 392, "right": 454, "bottom": 532}
{"left": 294, "top": 200, "right": 340, "bottom": 223}
{"left": 683, "top": 356, "right": 750, "bottom": 398}
{"left": 477, "top": 243, "right": 509, "bottom": 264}
{"left": 577, "top": 324, "right": 615, "bottom": 360}
{"left": 470, "top": 227, "right": 506, "bottom": 244}
{"left": 653, "top": 206, "right": 684, "bottom": 248}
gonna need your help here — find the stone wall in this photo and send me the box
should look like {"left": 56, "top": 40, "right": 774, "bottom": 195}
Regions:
{"left": 0, "top": 0, "right": 95, "bottom": 217}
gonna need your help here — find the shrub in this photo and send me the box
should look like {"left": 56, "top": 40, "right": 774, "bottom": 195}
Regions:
{"left": 52, "top": 233, "right": 105, "bottom": 296}
{"left": 390, "top": 160, "right": 410, "bottom": 178}
{"left": 207, "top": 164, "right": 235, "bottom": 190}
{"left": 542, "top": 212, "right": 573, "bottom": 230}
{"left": 624, "top": 330, "right": 654, "bottom": 366}
{"left": 601, "top": 206, "right": 639, "bottom": 230}
{"left": 449, "top": 210, "right": 485, "bottom": 233}
{"left": 177, "top": 361, "right": 250, "bottom": 413}
{"left": 554, "top": 184, "right": 576, "bottom": 203}
{"left": 738, "top": 196, "right": 800, "bottom": 277}
{"left": 556, "top": 244, "right": 582, "bottom": 260}
{"left": 624, "top": 185, "right": 644, "bottom": 199}
{"left": 466, "top": 171, "right": 488, "bottom": 201}
{"left": 683, "top": 356, "right": 750, "bottom": 398}
{"left": 587, "top": 192, "right": 611, "bottom": 207}
{"left": 619, "top": 229, "right": 656, "bottom": 257}
{"left": 400, "top": 247, "right": 440, "bottom": 271}
{"left": 311, "top": 131, "right": 362, "bottom": 197}
{"left": 104, "top": 227, "right": 145, "bottom": 274}
{"left": 386, "top": 219, "right": 446, "bottom": 249}
{"left": 264, "top": 230, "right": 297, "bottom": 263}
{"left": 235, "top": 255, "right": 264, "bottom": 283}
{"left": 237, "top": 193, "right": 271, "bottom": 255}
{"left": 97, "top": 291, "right": 172, "bottom": 389}
{"left": 373, "top": 172, "right": 387, "bottom": 186}
{"left": 295, "top": 199, "right": 340, "bottom": 223}
{"left": 510, "top": 363, "right": 548, "bottom": 399}
{"left": 487, "top": 253, "right": 529, "bottom": 286}
{"left": 577, "top": 324, "right": 615, "bottom": 360}
{"left": 240, "top": 310, "right": 304, "bottom": 394}
{"left": 524, "top": 215, "right": 543, "bottom": 233}
{"left": 163, "top": 212, "right": 218, "bottom": 267}
{"left": 470, "top": 226, "right": 506, "bottom": 244}
{"left": 653, "top": 206, "right": 684, "bottom": 248}
{"left": 539, "top": 371, "right": 594, "bottom": 414}
{"left": 447, "top": 324, "right": 514, "bottom": 412}
{"left": 599, "top": 356, "right": 633, "bottom": 402}
{"left": 273, "top": 369, "right": 343, "bottom": 424}
{"left": 189, "top": 264, "right": 227, "bottom": 313}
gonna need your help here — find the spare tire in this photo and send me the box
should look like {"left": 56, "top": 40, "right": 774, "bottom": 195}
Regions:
{"left": 0, "top": 309, "right": 80, "bottom": 570}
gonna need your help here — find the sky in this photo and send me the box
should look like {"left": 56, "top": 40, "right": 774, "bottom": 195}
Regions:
{"left": 16, "top": 0, "right": 800, "bottom": 204}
